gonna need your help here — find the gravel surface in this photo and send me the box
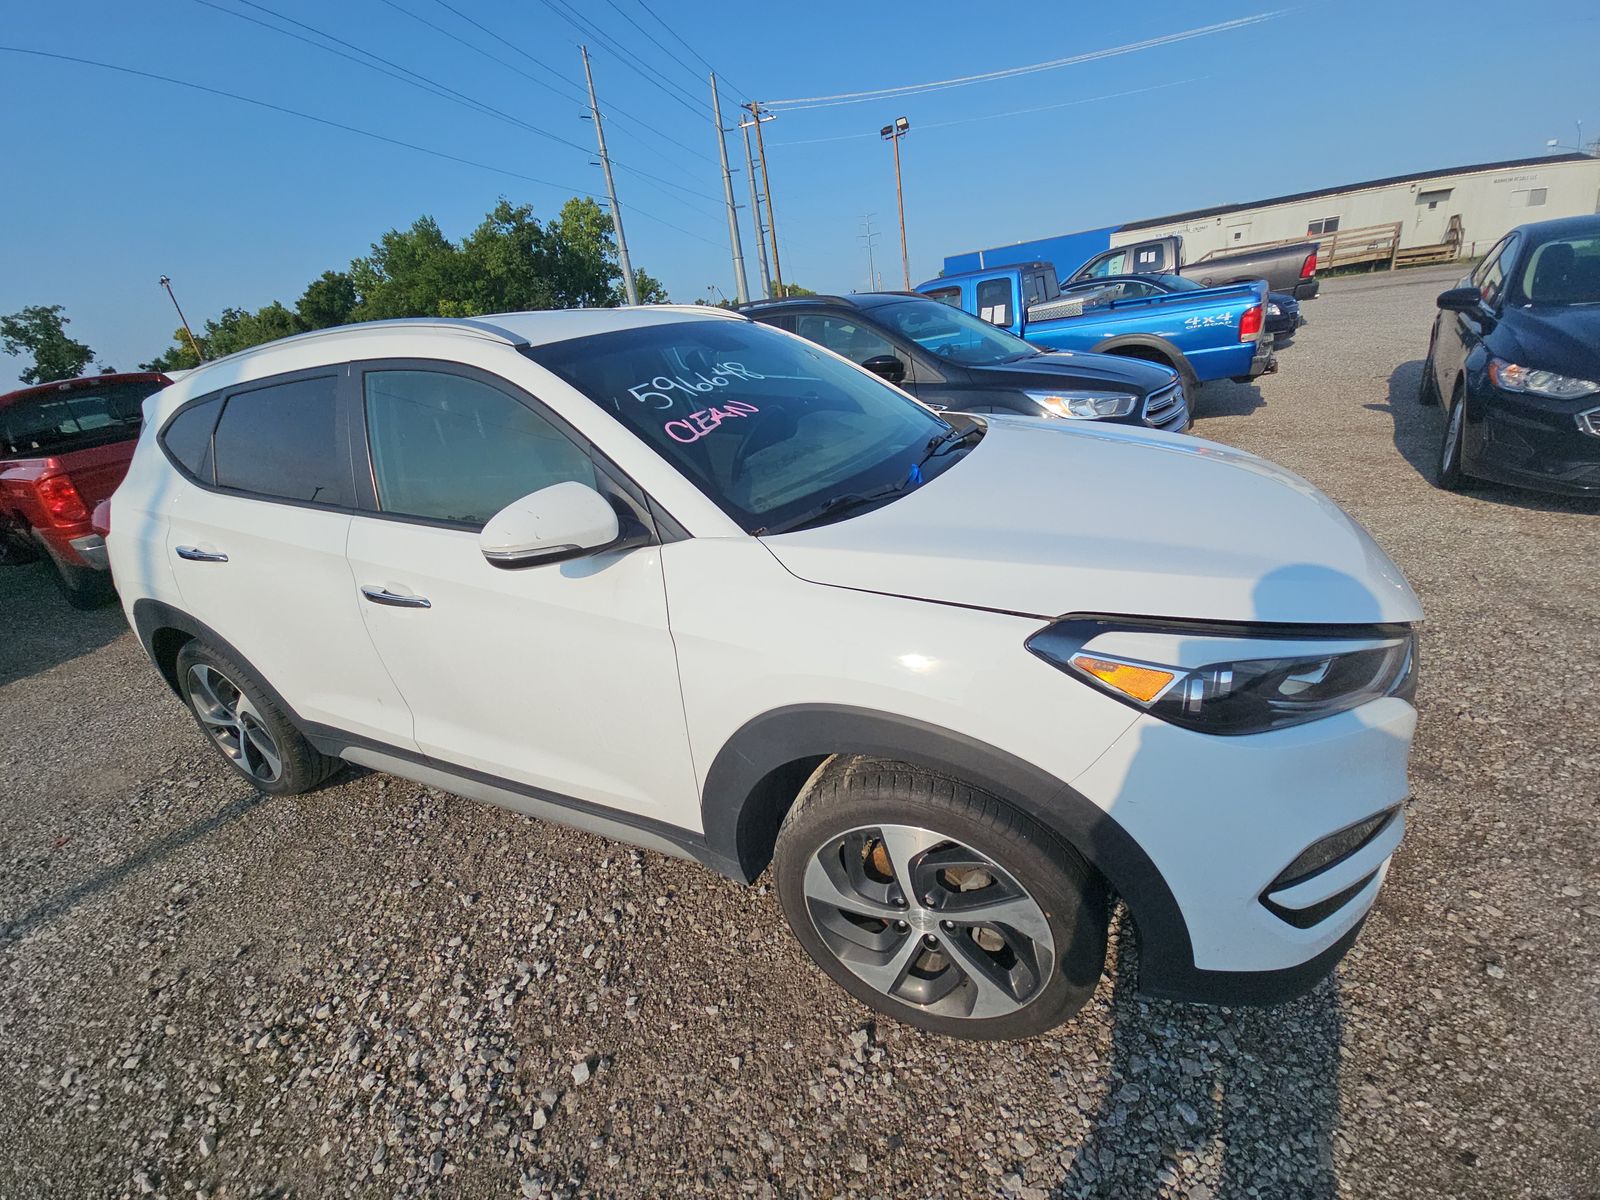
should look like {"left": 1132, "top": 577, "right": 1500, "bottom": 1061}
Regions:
{"left": 3, "top": 269, "right": 1598, "bottom": 1199}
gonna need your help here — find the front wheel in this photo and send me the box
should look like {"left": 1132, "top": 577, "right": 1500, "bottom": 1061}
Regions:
{"left": 773, "top": 758, "right": 1109, "bottom": 1040}
{"left": 1418, "top": 329, "right": 1441, "bottom": 406}
{"left": 1437, "top": 388, "right": 1472, "bottom": 491}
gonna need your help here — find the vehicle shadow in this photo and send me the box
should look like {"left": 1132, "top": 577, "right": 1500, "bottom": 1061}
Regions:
{"left": 1372, "top": 362, "right": 1600, "bottom": 513}
{"left": 1195, "top": 379, "right": 1265, "bottom": 420}
{"left": 0, "top": 560, "right": 128, "bottom": 686}
{"left": 1053, "top": 929, "right": 1343, "bottom": 1199}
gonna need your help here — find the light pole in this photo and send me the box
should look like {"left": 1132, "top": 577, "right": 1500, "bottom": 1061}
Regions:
{"left": 880, "top": 116, "right": 911, "bottom": 289}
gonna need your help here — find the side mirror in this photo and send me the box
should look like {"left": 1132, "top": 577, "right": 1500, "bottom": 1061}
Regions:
{"left": 479, "top": 481, "right": 620, "bottom": 569}
{"left": 1436, "top": 286, "right": 1483, "bottom": 313}
{"left": 861, "top": 354, "right": 906, "bottom": 384}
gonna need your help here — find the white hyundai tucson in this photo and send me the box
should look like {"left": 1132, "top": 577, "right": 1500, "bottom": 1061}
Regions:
{"left": 107, "top": 307, "right": 1422, "bottom": 1040}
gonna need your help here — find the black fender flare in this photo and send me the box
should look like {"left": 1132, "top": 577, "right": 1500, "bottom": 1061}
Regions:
{"left": 1089, "top": 334, "right": 1197, "bottom": 391}
{"left": 699, "top": 704, "right": 1198, "bottom": 988}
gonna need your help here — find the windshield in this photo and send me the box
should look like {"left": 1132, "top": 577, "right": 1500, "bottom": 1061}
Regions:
{"left": 0, "top": 380, "right": 150, "bottom": 460}
{"left": 871, "top": 299, "right": 1038, "bottom": 366}
{"left": 527, "top": 319, "right": 966, "bottom": 534}
{"left": 1512, "top": 232, "right": 1600, "bottom": 307}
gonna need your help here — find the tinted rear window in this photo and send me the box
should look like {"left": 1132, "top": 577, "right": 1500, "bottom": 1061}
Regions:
{"left": 213, "top": 375, "right": 349, "bottom": 506}
{"left": 0, "top": 381, "right": 151, "bottom": 460}
{"left": 160, "top": 398, "right": 222, "bottom": 482}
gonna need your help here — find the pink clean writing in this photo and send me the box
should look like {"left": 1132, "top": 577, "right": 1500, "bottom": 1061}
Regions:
{"left": 664, "top": 401, "right": 760, "bottom": 444}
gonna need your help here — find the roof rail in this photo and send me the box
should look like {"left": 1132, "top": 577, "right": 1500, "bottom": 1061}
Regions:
{"left": 185, "top": 316, "right": 531, "bottom": 374}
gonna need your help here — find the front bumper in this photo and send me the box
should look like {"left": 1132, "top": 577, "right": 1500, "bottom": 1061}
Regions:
{"left": 1070, "top": 696, "right": 1415, "bottom": 1002}
{"left": 1465, "top": 386, "right": 1600, "bottom": 495}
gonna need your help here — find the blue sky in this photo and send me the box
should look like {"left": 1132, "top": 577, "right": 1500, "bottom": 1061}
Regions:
{"left": 3, "top": 0, "right": 1597, "bottom": 384}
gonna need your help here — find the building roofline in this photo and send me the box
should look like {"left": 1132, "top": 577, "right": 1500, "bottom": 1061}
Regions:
{"left": 1118, "top": 152, "right": 1596, "bottom": 233}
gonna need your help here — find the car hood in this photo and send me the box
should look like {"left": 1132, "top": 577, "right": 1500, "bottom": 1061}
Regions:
{"left": 975, "top": 350, "right": 1177, "bottom": 393}
{"left": 761, "top": 417, "right": 1423, "bottom": 625}
{"left": 1499, "top": 306, "right": 1600, "bottom": 379}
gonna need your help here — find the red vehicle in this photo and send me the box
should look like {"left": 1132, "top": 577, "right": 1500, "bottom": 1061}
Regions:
{"left": 1, "top": 371, "right": 170, "bottom": 606}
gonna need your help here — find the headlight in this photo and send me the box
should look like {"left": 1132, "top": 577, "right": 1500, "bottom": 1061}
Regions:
{"left": 1487, "top": 358, "right": 1600, "bottom": 400}
{"left": 1268, "top": 302, "right": 1281, "bottom": 316}
{"left": 1027, "top": 621, "right": 1417, "bottom": 735}
{"left": 1023, "top": 389, "right": 1138, "bottom": 419}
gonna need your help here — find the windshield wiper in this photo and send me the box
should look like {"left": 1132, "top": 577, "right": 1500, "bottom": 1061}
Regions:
{"left": 755, "top": 485, "right": 913, "bottom": 536}
{"left": 918, "top": 421, "right": 982, "bottom": 466}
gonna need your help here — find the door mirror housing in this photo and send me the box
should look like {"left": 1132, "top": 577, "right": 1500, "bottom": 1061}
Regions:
{"left": 479, "top": 481, "right": 620, "bottom": 569}
{"left": 1436, "top": 286, "right": 1483, "bottom": 313}
{"left": 861, "top": 354, "right": 906, "bottom": 384}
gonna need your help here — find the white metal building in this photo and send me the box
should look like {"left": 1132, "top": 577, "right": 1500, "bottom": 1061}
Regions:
{"left": 1109, "top": 153, "right": 1600, "bottom": 262}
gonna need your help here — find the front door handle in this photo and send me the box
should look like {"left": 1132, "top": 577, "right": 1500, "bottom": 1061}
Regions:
{"left": 175, "top": 545, "right": 228, "bottom": 562}
{"left": 361, "top": 585, "right": 431, "bottom": 609}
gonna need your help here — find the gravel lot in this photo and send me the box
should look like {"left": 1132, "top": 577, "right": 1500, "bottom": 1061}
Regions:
{"left": 3, "top": 268, "right": 1598, "bottom": 1200}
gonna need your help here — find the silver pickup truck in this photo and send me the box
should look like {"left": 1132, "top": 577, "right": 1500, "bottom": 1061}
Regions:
{"left": 1070, "top": 233, "right": 1320, "bottom": 301}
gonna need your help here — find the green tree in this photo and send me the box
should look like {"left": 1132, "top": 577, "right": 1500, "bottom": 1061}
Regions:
{"left": 630, "top": 268, "right": 670, "bottom": 305}
{"left": 1, "top": 304, "right": 103, "bottom": 384}
{"left": 296, "top": 271, "right": 358, "bottom": 330}
{"left": 776, "top": 282, "right": 816, "bottom": 298}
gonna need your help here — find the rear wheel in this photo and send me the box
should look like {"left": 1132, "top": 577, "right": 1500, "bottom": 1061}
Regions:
{"left": 48, "top": 556, "right": 115, "bottom": 610}
{"left": 773, "top": 758, "right": 1109, "bottom": 1040}
{"left": 175, "top": 640, "right": 339, "bottom": 794}
{"left": 1418, "top": 328, "right": 1441, "bottom": 406}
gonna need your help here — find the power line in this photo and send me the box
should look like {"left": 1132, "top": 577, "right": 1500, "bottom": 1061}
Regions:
{"left": 372, "top": 0, "right": 586, "bottom": 106}
{"left": 632, "top": 0, "right": 751, "bottom": 101}
{"left": 0, "top": 45, "right": 728, "bottom": 250}
{"left": 422, "top": 0, "right": 718, "bottom": 166}
{"left": 763, "top": 11, "right": 1288, "bottom": 110}
{"left": 598, "top": 0, "right": 737, "bottom": 107}
{"left": 534, "top": 0, "right": 707, "bottom": 120}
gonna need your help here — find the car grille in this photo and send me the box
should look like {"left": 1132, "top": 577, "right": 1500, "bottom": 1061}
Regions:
{"left": 1142, "top": 383, "right": 1189, "bottom": 431}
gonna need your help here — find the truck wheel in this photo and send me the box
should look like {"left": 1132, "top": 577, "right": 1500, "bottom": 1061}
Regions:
{"left": 48, "top": 556, "right": 116, "bottom": 610}
{"left": 175, "top": 640, "right": 340, "bottom": 795}
{"left": 773, "top": 757, "right": 1109, "bottom": 1040}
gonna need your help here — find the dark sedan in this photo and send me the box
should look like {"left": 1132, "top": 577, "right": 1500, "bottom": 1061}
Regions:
{"left": 1420, "top": 214, "right": 1600, "bottom": 495}
{"left": 1058, "top": 273, "right": 1303, "bottom": 341}
{"left": 743, "top": 292, "right": 1190, "bottom": 432}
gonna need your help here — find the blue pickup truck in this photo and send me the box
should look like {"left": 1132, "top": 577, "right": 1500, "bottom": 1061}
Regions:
{"left": 917, "top": 262, "right": 1276, "bottom": 390}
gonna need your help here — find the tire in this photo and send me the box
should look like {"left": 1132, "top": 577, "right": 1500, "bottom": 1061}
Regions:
{"left": 48, "top": 556, "right": 116, "bottom": 610}
{"left": 175, "top": 640, "right": 340, "bottom": 795}
{"left": 1437, "top": 385, "right": 1472, "bottom": 492}
{"left": 773, "top": 757, "right": 1109, "bottom": 1040}
{"left": 1418, "top": 329, "right": 1441, "bottom": 406}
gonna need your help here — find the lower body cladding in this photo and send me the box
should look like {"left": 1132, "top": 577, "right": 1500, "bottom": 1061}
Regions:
{"left": 1071, "top": 695, "right": 1414, "bottom": 1000}
{"left": 1461, "top": 385, "right": 1600, "bottom": 495}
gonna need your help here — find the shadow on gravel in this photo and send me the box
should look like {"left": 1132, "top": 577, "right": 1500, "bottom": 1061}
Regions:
{"left": 0, "top": 789, "right": 267, "bottom": 944}
{"left": 1055, "top": 938, "right": 1344, "bottom": 1199}
{"left": 0, "top": 561, "right": 127, "bottom": 686}
{"left": 1194, "top": 380, "right": 1265, "bottom": 420}
{"left": 1374, "top": 362, "right": 1600, "bottom": 514}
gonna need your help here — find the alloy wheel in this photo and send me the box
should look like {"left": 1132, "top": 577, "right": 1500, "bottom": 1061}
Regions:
{"left": 185, "top": 664, "right": 283, "bottom": 783}
{"left": 801, "top": 823, "right": 1055, "bottom": 1020}
{"left": 1442, "top": 400, "right": 1463, "bottom": 474}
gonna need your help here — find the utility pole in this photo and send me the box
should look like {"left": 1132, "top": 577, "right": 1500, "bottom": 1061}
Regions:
{"left": 739, "top": 119, "right": 772, "bottom": 298}
{"left": 158, "top": 275, "right": 204, "bottom": 363}
{"left": 880, "top": 116, "right": 911, "bottom": 289}
{"left": 744, "top": 102, "right": 783, "bottom": 295}
{"left": 858, "top": 215, "right": 882, "bottom": 292}
{"left": 710, "top": 74, "right": 749, "bottom": 305}
{"left": 582, "top": 45, "right": 638, "bottom": 305}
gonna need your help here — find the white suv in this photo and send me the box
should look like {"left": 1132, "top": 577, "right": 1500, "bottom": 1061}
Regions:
{"left": 108, "top": 308, "right": 1421, "bottom": 1039}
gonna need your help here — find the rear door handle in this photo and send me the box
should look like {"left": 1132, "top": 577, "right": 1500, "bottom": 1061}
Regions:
{"left": 175, "top": 546, "right": 228, "bottom": 562}
{"left": 361, "top": 585, "right": 431, "bottom": 609}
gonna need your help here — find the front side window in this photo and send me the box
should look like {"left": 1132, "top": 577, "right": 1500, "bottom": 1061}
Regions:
{"left": 791, "top": 314, "right": 897, "bottom": 365}
{"left": 364, "top": 370, "right": 596, "bottom": 525}
{"left": 527, "top": 319, "right": 959, "bottom": 534}
{"left": 923, "top": 286, "right": 961, "bottom": 308}
{"left": 871, "top": 299, "right": 1038, "bottom": 367}
{"left": 1084, "top": 250, "right": 1128, "bottom": 278}
{"left": 212, "top": 375, "right": 349, "bottom": 506}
